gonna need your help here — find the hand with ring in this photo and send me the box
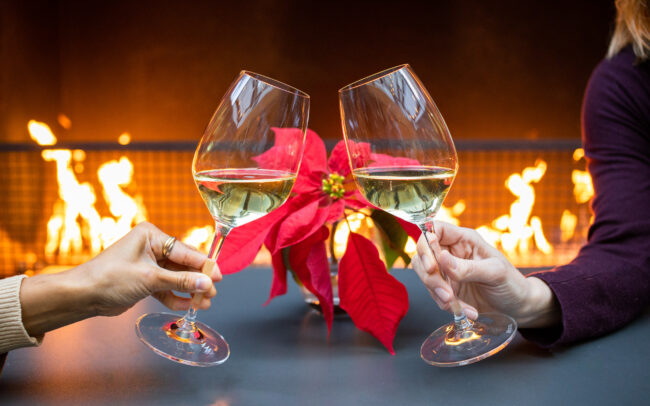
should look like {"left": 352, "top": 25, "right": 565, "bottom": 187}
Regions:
{"left": 19, "top": 222, "right": 222, "bottom": 337}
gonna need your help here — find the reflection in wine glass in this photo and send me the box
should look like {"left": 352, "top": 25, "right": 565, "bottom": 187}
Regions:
{"left": 339, "top": 64, "right": 516, "bottom": 367}
{"left": 136, "top": 71, "right": 309, "bottom": 366}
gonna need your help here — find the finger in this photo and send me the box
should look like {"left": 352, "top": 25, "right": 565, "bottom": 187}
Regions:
{"left": 196, "top": 296, "right": 212, "bottom": 310}
{"left": 432, "top": 221, "right": 469, "bottom": 246}
{"left": 153, "top": 267, "right": 216, "bottom": 295}
{"left": 442, "top": 250, "right": 501, "bottom": 284}
{"left": 415, "top": 237, "right": 437, "bottom": 274}
{"left": 152, "top": 231, "right": 207, "bottom": 270}
{"left": 163, "top": 259, "right": 223, "bottom": 283}
{"left": 412, "top": 254, "right": 454, "bottom": 302}
{"left": 463, "top": 305, "right": 479, "bottom": 320}
{"left": 152, "top": 291, "right": 192, "bottom": 311}
{"left": 425, "top": 285, "right": 478, "bottom": 320}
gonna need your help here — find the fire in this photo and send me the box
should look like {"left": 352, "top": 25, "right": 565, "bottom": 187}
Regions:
{"left": 23, "top": 119, "right": 593, "bottom": 271}
{"left": 560, "top": 209, "right": 578, "bottom": 242}
{"left": 436, "top": 200, "right": 466, "bottom": 226}
{"left": 118, "top": 132, "right": 131, "bottom": 145}
{"left": 97, "top": 157, "right": 148, "bottom": 247}
{"left": 27, "top": 120, "right": 57, "bottom": 145}
{"left": 182, "top": 225, "right": 215, "bottom": 253}
{"left": 560, "top": 148, "right": 595, "bottom": 242}
{"left": 476, "top": 159, "right": 553, "bottom": 258}
{"left": 571, "top": 148, "right": 594, "bottom": 204}
{"left": 41, "top": 149, "right": 103, "bottom": 260}
{"left": 29, "top": 120, "right": 147, "bottom": 263}
{"left": 332, "top": 210, "right": 373, "bottom": 259}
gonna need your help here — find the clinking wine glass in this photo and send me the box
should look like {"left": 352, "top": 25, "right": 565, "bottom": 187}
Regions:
{"left": 339, "top": 65, "right": 516, "bottom": 367}
{"left": 135, "top": 71, "right": 309, "bottom": 366}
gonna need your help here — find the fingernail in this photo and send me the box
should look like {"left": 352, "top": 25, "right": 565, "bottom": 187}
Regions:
{"left": 465, "top": 307, "right": 478, "bottom": 320}
{"left": 447, "top": 255, "right": 457, "bottom": 271}
{"left": 196, "top": 275, "right": 212, "bottom": 291}
{"left": 422, "top": 254, "right": 433, "bottom": 271}
{"left": 434, "top": 287, "right": 451, "bottom": 302}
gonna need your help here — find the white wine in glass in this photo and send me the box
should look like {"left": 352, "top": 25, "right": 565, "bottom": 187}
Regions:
{"left": 339, "top": 65, "right": 516, "bottom": 367}
{"left": 135, "top": 71, "right": 309, "bottom": 366}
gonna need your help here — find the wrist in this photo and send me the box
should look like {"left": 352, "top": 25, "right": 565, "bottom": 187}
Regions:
{"left": 516, "top": 275, "right": 561, "bottom": 329}
{"left": 20, "top": 265, "right": 96, "bottom": 336}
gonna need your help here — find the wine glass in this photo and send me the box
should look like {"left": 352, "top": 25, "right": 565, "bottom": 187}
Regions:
{"left": 339, "top": 64, "right": 516, "bottom": 367}
{"left": 136, "top": 71, "right": 309, "bottom": 366}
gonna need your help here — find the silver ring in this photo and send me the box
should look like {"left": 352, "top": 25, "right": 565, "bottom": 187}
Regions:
{"left": 162, "top": 236, "right": 177, "bottom": 260}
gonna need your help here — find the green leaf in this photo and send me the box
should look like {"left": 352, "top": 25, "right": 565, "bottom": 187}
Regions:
{"left": 371, "top": 210, "right": 412, "bottom": 269}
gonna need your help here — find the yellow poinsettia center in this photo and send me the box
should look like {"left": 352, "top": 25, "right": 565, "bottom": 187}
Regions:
{"left": 322, "top": 173, "right": 346, "bottom": 199}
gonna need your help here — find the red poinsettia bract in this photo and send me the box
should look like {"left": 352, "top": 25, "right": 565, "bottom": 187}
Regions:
{"left": 216, "top": 128, "right": 415, "bottom": 353}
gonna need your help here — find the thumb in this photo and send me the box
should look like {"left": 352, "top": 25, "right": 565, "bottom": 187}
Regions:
{"left": 440, "top": 251, "right": 496, "bottom": 284}
{"left": 153, "top": 267, "right": 214, "bottom": 293}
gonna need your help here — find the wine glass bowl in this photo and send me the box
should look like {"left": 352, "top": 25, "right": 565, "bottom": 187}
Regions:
{"left": 339, "top": 64, "right": 516, "bottom": 367}
{"left": 136, "top": 71, "right": 309, "bottom": 366}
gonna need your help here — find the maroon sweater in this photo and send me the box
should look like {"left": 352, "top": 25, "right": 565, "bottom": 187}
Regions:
{"left": 522, "top": 46, "right": 650, "bottom": 346}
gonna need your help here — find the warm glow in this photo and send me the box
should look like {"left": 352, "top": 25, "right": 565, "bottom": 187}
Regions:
{"left": 573, "top": 147, "right": 585, "bottom": 161}
{"left": 560, "top": 209, "right": 578, "bottom": 242}
{"left": 572, "top": 169, "right": 594, "bottom": 204}
{"left": 22, "top": 119, "right": 596, "bottom": 271}
{"left": 531, "top": 216, "right": 552, "bottom": 254}
{"left": 444, "top": 330, "right": 481, "bottom": 346}
{"left": 404, "top": 237, "right": 417, "bottom": 257}
{"left": 57, "top": 113, "right": 72, "bottom": 130}
{"left": 332, "top": 211, "right": 373, "bottom": 259}
{"left": 32, "top": 120, "right": 147, "bottom": 262}
{"left": 28, "top": 120, "right": 57, "bottom": 145}
{"left": 435, "top": 200, "right": 465, "bottom": 226}
{"left": 182, "top": 225, "right": 215, "bottom": 253}
{"left": 475, "top": 160, "right": 552, "bottom": 258}
{"left": 118, "top": 132, "right": 132, "bottom": 145}
{"left": 572, "top": 147, "right": 594, "bottom": 204}
{"left": 41, "top": 149, "right": 103, "bottom": 260}
{"left": 97, "top": 157, "right": 148, "bottom": 247}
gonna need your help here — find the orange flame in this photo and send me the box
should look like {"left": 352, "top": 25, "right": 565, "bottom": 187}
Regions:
{"left": 97, "top": 157, "right": 148, "bottom": 247}
{"left": 182, "top": 225, "right": 214, "bottom": 253}
{"left": 29, "top": 120, "right": 147, "bottom": 263}
{"left": 28, "top": 120, "right": 57, "bottom": 146}
{"left": 560, "top": 209, "right": 578, "bottom": 242}
{"left": 476, "top": 160, "right": 552, "bottom": 258}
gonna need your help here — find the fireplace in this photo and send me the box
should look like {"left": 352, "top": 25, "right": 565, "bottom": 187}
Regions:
{"left": 0, "top": 127, "right": 589, "bottom": 277}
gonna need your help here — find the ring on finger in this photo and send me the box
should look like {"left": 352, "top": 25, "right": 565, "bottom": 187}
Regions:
{"left": 162, "top": 236, "right": 177, "bottom": 260}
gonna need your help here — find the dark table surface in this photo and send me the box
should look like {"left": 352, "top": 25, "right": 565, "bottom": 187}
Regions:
{"left": 2, "top": 267, "right": 649, "bottom": 405}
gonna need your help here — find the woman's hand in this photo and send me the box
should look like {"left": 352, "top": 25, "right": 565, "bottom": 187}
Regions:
{"left": 411, "top": 221, "right": 559, "bottom": 328}
{"left": 20, "top": 222, "right": 222, "bottom": 336}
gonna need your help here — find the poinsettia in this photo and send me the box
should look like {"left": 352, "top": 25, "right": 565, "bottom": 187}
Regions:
{"left": 216, "top": 128, "right": 420, "bottom": 354}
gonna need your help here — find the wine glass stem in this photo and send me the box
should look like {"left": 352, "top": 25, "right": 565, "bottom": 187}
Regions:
{"left": 419, "top": 222, "right": 472, "bottom": 331}
{"left": 182, "top": 222, "right": 231, "bottom": 323}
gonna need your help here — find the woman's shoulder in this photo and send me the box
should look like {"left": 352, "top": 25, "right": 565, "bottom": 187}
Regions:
{"left": 588, "top": 46, "right": 650, "bottom": 100}
{"left": 583, "top": 46, "right": 650, "bottom": 136}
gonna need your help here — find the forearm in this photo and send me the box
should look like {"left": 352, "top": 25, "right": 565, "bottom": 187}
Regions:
{"left": 20, "top": 265, "right": 96, "bottom": 337}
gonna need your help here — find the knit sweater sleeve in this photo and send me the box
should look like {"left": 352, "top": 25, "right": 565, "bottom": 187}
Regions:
{"left": 0, "top": 275, "right": 43, "bottom": 354}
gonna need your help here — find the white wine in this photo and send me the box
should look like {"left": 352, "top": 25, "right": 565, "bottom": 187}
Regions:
{"left": 194, "top": 169, "right": 295, "bottom": 228}
{"left": 354, "top": 166, "right": 455, "bottom": 225}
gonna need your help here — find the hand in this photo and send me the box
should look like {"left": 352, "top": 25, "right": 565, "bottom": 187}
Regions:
{"left": 411, "top": 221, "right": 559, "bottom": 328}
{"left": 20, "top": 222, "right": 222, "bottom": 336}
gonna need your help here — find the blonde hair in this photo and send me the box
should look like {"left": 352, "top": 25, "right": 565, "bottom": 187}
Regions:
{"left": 607, "top": 0, "right": 650, "bottom": 59}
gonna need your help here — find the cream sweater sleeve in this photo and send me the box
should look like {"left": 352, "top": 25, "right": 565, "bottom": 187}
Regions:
{"left": 0, "top": 275, "right": 43, "bottom": 354}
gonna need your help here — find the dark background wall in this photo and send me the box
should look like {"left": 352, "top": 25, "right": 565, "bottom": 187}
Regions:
{"left": 1, "top": 0, "right": 614, "bottom": 144}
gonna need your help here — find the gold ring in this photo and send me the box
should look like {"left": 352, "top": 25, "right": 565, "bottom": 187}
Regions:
{"left": 162, "top": 236, "right": 177, "bottom": 260}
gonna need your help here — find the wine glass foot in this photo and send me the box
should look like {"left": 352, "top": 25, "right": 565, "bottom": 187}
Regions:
{"left": 135, "top": 312, "right": 230, "bottom": 367}
{"left": 420, "top": 312, "right": 517, "bottom": 367}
